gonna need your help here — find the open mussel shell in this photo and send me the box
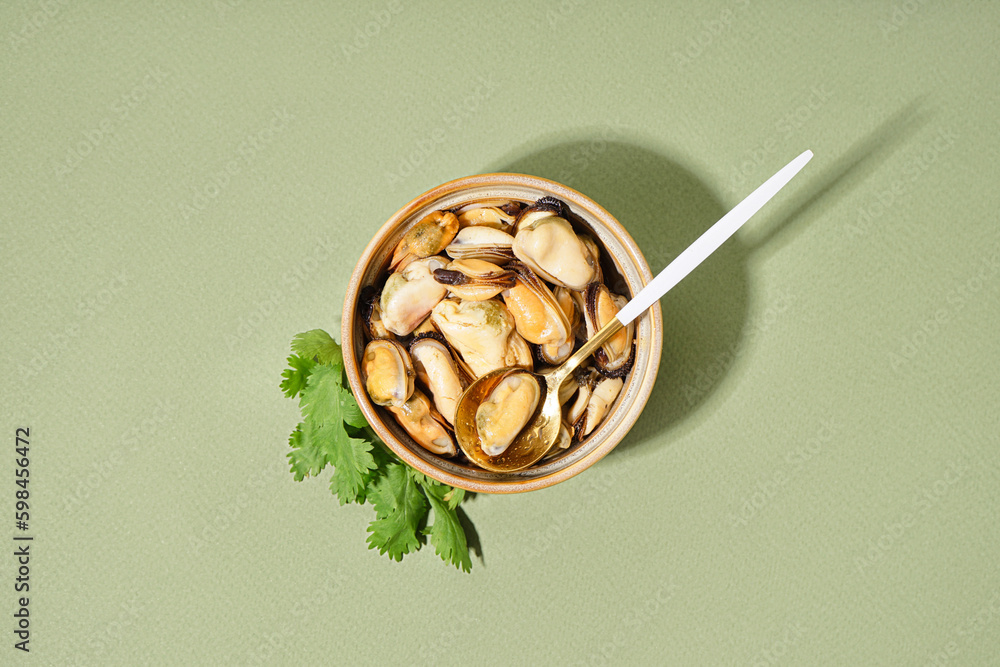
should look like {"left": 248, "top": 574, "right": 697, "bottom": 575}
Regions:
{"left": 542, "top": 421, "right": 574, "bottom": 460}
{"left": 360, "top": 285, "right": 393, "bottom": 340}
{"left": 430, "top": 298, "right": 533, "bottom": 379}
{"left": 583, "top": 282, "right": 635, "bottom": 378}
{"left": 391, "top": 210, "right": 459, "bottom": 270}
{"left": 512, "top": 203, "right": 598, "bottom": 290}
{"left": 432, "top": 258, "right": 516, "bottom": 302}
{"left": 379, "top": 256, "right": 449, "bottom": 336}
{"left": 361, "top": 339, "right": 415, "bottom": 407}
{"left": 388, "top": 389, "right": 456, "bottom": 457}
{"left": 409, "top": 333, "right": 466, "bottom": 425}
{"left": 453, "top": 200, "right": 522, "bottom": 231}
{"left": 445, "top": 226, "right": 516, "bottom": 264}
{"left": 501, "top": 260, "right": 573, "bottom": 348}
{"left": 570, "top": 375, "right": 625, "bottom": 441}
{"left": 513, "top": 196, "right": 566, "bottom": 232}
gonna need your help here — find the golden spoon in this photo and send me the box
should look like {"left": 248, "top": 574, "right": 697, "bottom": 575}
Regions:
{"left": 454, "top": 150, "right": 814, "bottom": 472}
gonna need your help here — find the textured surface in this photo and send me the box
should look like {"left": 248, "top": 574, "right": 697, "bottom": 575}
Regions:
{"left": 2, "top": 1, "right": 999, "bottom": 664}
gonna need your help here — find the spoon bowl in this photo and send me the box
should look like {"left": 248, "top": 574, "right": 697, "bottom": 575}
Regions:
{"left": 455, "top": 319, "right": 625, "bottom": 471}
{"left": 453, "top": 367, "right": 560, "bottom": 471}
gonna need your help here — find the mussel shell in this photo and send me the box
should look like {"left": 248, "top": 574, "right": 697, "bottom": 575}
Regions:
{"left": 445, "top": 226, "right": 516, "bottom": 264}
{"left": 583, "top": 283, "right": 635, "bottom": 378}
{"left": 538, "top": 339, "right": 574, "bottom": 365}
{"left": 388, "top": 389, "right": 456, "bottom": 457}
{"left": 409, "top": 333, "right": 465, "bottom": 425}
{"left": 380, "top": 256, "right": 449, "bottom": 336}
{"left": 578, "top": 234, "right": 604, "bottom": 285}
{"left": 570, "top": 376, "right": 624, "bottom": 440}
{"left": 433, "top": 258, "right": 516, "bottom": 301}
{"left": 514, "top": 196, "right": 567, "bottom": 232}
{"left": 502, "top": 260, "right": 573, "bottom": 347}
{"left": 360, "top": 285, "right": 392, "bottom": 340}
{"left": 362, "top": 339, "right": 415, "bottom": 407}
{"left": 391, "top": 210, "right": 459, "bottom": 270}
{"left": 454, "top": 200, "right": 521, "bottom": 231}
{"left": 512, "top": 212, "right": 597, "bottom": 290}
{"left": 430, "top": 298, "right": 533, "bottom": 378}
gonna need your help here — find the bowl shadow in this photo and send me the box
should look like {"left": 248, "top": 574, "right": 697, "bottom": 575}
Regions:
{"left": 490, "top": 100, "right": 929, "bottom": 456}
{"left": 494, "top": 139, "right": 750, "bottom": 454}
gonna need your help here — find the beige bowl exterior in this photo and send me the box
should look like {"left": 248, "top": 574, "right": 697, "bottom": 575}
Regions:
{"left": 342, "top": 173, "right": 662, "bottom": 494}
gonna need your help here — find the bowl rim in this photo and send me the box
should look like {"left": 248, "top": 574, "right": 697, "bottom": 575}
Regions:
{"left": 342, "top": 172, "right": 662, "bottom": 493}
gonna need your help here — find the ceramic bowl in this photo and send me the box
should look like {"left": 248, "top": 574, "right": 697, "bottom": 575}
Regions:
{"left": 342, "top": 173, "right": 662, "bottom": 493}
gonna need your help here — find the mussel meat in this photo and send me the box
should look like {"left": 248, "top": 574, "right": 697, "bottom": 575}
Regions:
{"left": 388, "top": 389, "right": 456, "bottom": 456}
{"left": 409, "top": 333, "right": 465, "bottom": 425}
{"left": 379, "top": 256, "right": 448, "bottom": 336}
{"left": 391, "top": 211, "right": 459, "bottom": 270}
{"left": 430, "top": 298, "right": 533, "bottom": 378}
{"left": 362, "top": 339, "right": 415, "bottom": 407}
{"left": 475, "top": 371, "right": 541, "bottom": 456}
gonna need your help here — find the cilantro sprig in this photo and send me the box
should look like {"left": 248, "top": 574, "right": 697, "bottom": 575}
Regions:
{"left": 281, "top": 329, "right": 473, "bottom": 572}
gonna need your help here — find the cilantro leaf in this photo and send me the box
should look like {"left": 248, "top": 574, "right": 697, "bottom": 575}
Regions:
{"left": 445, "top": 487, "right": 466, "bottom": 510}
{"left": 280, "top": 354, "right": 315, "bottom": 398}
{"left": 299, "top": 364, "right": 344, "bottom": 426}
{"left": 281, "top": 328, "right": 475, "bottom": 571}
{"left": 424, "top": 487, "right": 472, "bottom": 572}
{"left": 366, "top": 463, "right": 427, "bottom": 561}
{"left": 287, "top": 423, "right": 328, "bottom": 481}
{"left": 292, "top": 329, "right": 343, "bottom": 367}
{"left": 340, "top": 386, "right": 367, "bottom": 429}
{"left": 299, "top": 365, "right": 377, "bottom": 503}
{"left": 323, "top": 430, "right": 377, "bottom": 505}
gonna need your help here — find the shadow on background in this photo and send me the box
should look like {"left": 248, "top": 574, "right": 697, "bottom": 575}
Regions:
{"left": 495, "top": 139, "right": 748, "bottom": 453}
{"left": 491, "top": 101, "right": 929, "bottom": 454}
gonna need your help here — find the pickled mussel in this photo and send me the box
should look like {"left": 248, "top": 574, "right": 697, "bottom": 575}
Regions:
{"left": 362, "top": 339, "right": 415, "bottom": 407}
{"left": 475, "top": 371, "right": 541, "bottom": 456}
{"left": 409, "top": 333, "right": 465, "bottom": 425}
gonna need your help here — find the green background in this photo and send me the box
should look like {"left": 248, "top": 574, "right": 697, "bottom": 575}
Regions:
{"left": 3, "top": 0, "right": 999, "bottom": 664}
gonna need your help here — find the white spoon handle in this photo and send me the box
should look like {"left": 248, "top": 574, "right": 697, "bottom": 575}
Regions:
{"left": 615, "top": 150, "right": 813, "bottom": 326}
